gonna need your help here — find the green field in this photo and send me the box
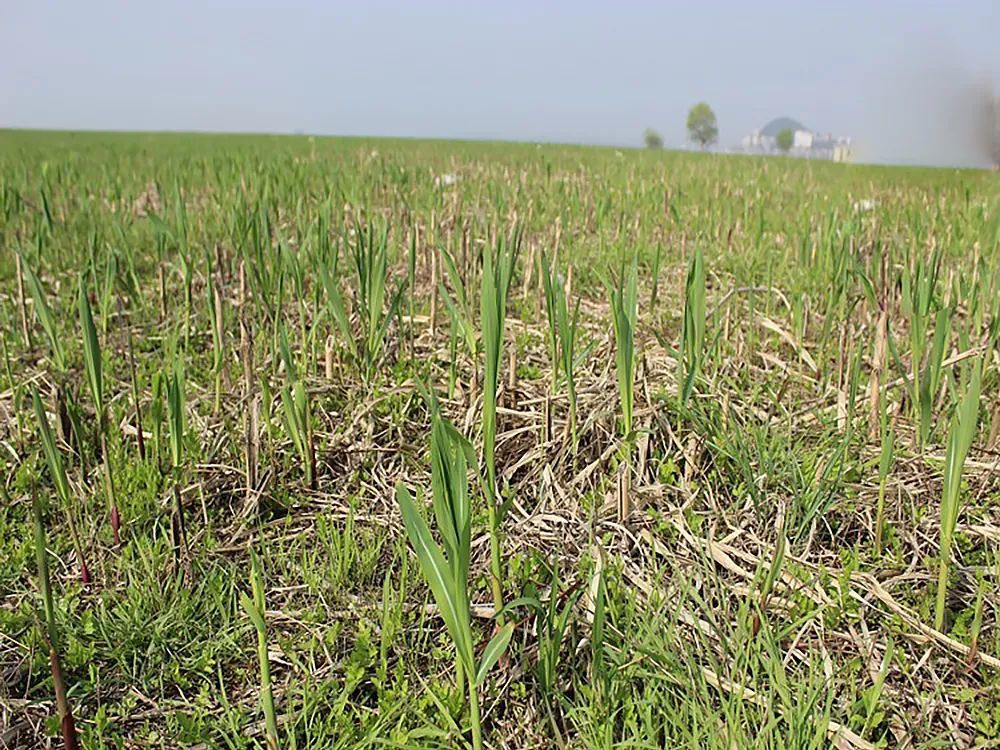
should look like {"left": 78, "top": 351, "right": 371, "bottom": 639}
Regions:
{"left": 1, "top": 130, "right": 998, "bottom": 748}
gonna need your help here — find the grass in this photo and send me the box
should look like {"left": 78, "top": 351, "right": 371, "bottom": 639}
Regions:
{"left": 0, "top": 129, "right": 998, "bottom": 748}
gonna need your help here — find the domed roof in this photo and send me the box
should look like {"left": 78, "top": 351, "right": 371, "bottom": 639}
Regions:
{"left": 760, "top": 117, "right": 808, "bottom": 137}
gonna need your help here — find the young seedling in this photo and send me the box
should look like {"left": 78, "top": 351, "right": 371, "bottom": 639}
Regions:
{"left": 32, "top": 491, "right": 80, "bottom": 750}
{"left": 607, "top": 255, "right": 638, "bottom": 519}
{"left": 278, "top": 325, "right": 315, "bottom": 488}
{"left": 540, "top": 252, "right": 562, "bottom": 393}
{"left": 166, "top": 359, "right": 192, "bottom": 581}
{"left": 240, "top": 548, "right": 280, "bottom": 750}
{"left": 279, "top": 381, "right": 314, "bottom": 489}
{"left": 679, "top": 247, "right": 705, "bottom": 405}
{"left": 23, "top": 254, "right": 78, "bottom": 454}
{"left": 541, "top": 252, "right": 581, "bottom": 450}
{"left": 935, "top": 359, "right": 981, "bottom": 630}
{"left": 874, "top": 394, "right": 895, "bottom": 556}
{"left": 480, "top": 229, "right": 520, "bottom": 616}
{"left": 207, "top": 260, "right": 227, "bottom": 415}
{"left": 649, "top": 242, "right": 663, "bottom": 309}
{"left": 438, "top": 245, "right": 478, "bottom": 395}
{"left": 608, "top": 256, "right": 638, "bottom": 443}
{"left": 21, "top": 253, "right": 67, "bottom": 373}
{"left": 79, "top": 275, "right": 121, "bottom": 545}
{"left": 319, "top": 222, "right": 404, "bottom": 381}
{"left": 395, "top": 412, "right": 514, "bottom": 750}
{"left": 899, "top": 252, "right": 945, "bottom": 448}
{"left": 1, "top": 323, "right": 25, "bottom": 448}
{"left": 32, "top": 389, "right": 90, "bottom": 584}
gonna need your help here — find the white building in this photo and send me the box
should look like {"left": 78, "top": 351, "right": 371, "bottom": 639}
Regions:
{"left": 739, "top": 117, "right": 851, "bottom": 161}
{"left": 793, "top": 129, "right": 813, "bottom": 149}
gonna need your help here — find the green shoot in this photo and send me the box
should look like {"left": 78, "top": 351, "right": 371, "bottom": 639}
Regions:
{"left": 395, "top": 411, "right": 514, "bottom": 750}
{"left": 480, "top": 229, "right": 520, "bottom": 616}
{"left": 240, "top": 548, "right": 280, "bottom": 750}
{"left": 79, "top": 274, "right": 120, "bottom": 545}
{"left": 280, "top": 381, "right": 314, "bottom": 489}
{"left": 608, "top": 255, "right": 638, "bottom": 442}
{"left": 541, "top": 253, "right": 581, "bottom": 449}
{"left": 166, "top": 359, "right": 191, "bottom": 580}
{"left": 32, "top": 388, "right": 89, "bottom": 583}
{"left": 32, "top": 491, "right": 80, "bottom": 750}
{"left": 679, "top": 247, "right": 705, "bottom": 405}
{"left": 935, "top": 359, "right": 981, "bottom": 630}
{"left": 21, "top": 253, "right": 67, "bottom": 373}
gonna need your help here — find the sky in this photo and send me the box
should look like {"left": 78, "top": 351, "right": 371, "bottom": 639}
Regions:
{"left": 2, "top": 0, "right": 998, "bottom": 166}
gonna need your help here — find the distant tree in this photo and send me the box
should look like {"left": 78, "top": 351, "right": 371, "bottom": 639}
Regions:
{"left": 644, "top": 128, "right": 664, "bottom": 150}
{"left": 776, "top": 128, "right": 794, "bottom": 152}
{"left": 686, "top": 102, "right": 718, "bottom": 149}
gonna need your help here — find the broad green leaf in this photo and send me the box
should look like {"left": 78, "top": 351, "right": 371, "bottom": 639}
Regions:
{"left": 395, "top": 482, "right": 473, "bottom": 671}
{"left": 21, "top": 255, "right": 66, "bottom": 372}
{"left": 78, "top": 275, "right": 103, "bottom": 415}
{"left": 475, "top": 621, "right": 514, "bottom": 687}
{"left": 240, "top": 592, "right": 266, "bottom": 633}
{"left": 32, "top": 389, "right": 70, "bottom": 505}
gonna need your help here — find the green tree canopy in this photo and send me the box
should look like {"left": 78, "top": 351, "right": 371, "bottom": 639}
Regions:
{"left": 686, "top": 102, "right": 718, "bottom": 149}
{"left": 644, "top": 128, "right": 664, "bottom": 150}
{"left": 776, "top": 128, "right": 794, "bottom": 152}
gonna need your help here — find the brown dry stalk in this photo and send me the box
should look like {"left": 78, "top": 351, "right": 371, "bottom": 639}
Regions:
{"left": 522, "top": 240, "right": 536, "bottom": 300}
{"left": 241, "top": 316, "right": 253, "bottom": 400}
{"left": 617, "top": 460, "right": 631, "bottom": 522}
{"left": 246, "top": 396, "right": 259, "bottom": 505}
{"left": 986, "top": 404, "right": 1000, "bottom": 451}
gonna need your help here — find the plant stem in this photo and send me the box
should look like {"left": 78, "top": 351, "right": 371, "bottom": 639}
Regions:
{"left": 468, "top": 676, "right": 483, "bottom": 750}
{"left": 934, "top": 556, "right": 949, "bottom": 631}
{"left": 487, "top": 503, "right": 505, "bottom": 624}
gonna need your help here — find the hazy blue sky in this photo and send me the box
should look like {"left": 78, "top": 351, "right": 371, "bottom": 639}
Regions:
{"left": 2, "top": 1, "right": 997, "bottom": 165}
